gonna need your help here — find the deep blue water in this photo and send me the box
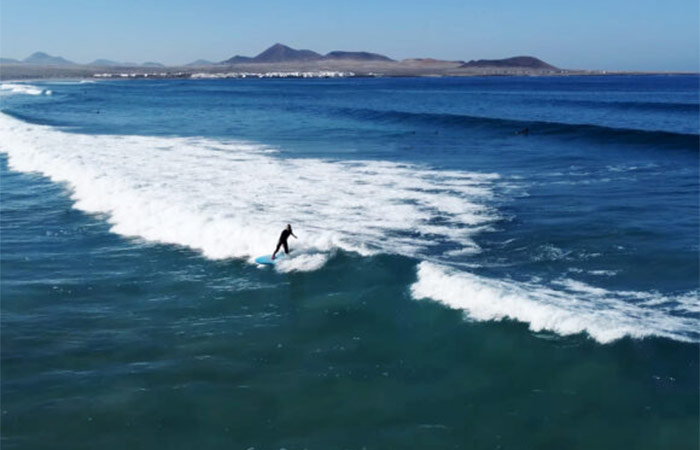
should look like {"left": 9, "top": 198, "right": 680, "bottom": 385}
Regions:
{"left": 1, "top": 76, "right": 698, "bottom": 449}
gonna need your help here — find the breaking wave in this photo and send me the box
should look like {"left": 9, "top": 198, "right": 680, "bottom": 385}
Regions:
{"left": 0, "top": 112, "right": 499, "bottom": 269}
{"left": 0, "top": 83, "right": 52, "bottom": 96}
{"left": 411, "top": 262, "right": 699, "bottom": 343}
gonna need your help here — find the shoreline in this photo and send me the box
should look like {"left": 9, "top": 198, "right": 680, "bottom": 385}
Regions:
{"left": 1, "top": 62, "right": 697, "bottom": 82}
{"left": 2, "top": 72, "right": 697, "bottom": 83}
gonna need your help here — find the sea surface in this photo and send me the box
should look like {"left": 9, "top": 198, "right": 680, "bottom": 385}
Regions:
{"left": 1, "top": 75, "right": 698, "bottom": 449}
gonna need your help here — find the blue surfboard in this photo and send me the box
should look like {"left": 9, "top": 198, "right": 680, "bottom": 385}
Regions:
{"left": 255, "top": 253, "right": 285, "bottom": 265}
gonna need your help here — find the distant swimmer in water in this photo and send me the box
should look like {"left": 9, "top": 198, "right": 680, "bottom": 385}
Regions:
{"left": 515, "top": 127, "right": 530, "bottom": 136}
{"left": 271, "top": 224, "right": 297, "bottom": 260}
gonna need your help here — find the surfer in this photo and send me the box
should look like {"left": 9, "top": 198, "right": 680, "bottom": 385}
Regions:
{"left": 271, "top": 224, "right": 297, "bottom": 260}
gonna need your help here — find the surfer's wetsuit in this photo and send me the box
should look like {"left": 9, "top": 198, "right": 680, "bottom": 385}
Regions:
{"left": 272, "top": 225, "right": 297, "bottom": 259}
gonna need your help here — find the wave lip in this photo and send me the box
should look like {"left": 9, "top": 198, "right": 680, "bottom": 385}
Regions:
{"left": 411, "top": 262, "right": 699, "bottom": 344}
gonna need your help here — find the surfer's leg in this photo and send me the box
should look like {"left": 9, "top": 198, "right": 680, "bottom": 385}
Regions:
{"left": 283, "top": 241, "right": 289, "bottom": 254}
{"left": 272, "top": 241, "right": 282, "bottom": 259}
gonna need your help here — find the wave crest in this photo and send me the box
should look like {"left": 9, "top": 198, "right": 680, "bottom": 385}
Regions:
{"left": 1, "top": 83, "right": 51, "bottom": 96}
{"left": 411, "top": 262, "right": 698, "bottom": 343}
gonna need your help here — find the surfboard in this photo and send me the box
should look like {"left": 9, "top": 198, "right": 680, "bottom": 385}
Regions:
{"left": 255, "top": 253, "right": 285, "bottom": 265}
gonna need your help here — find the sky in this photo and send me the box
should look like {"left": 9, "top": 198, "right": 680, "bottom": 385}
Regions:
{"left": 1, "top": 0, "right": 698, "bottom": 71}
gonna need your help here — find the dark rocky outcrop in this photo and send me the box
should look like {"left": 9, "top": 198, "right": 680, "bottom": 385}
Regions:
{"left": 223, "top": 55, "right": 253, "bottom": 64}
{"left": 460, "top": 56, "right": 556, "bottom": 70}
{"left": 224, "top": 43, "right": 322, "bottom": 64}
{"left": 324, "top": 51, "right": 393, "bottom": 62}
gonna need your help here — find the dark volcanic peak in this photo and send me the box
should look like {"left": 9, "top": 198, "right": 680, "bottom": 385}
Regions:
{"left": 324, "top": 51, "right": 393, "bottom": 62}
{"left": 460, "top": 56, "right": 556, "bottom": 70}
{"left": 222, "top": 43, "right": 323, "bottom": 64}
{"left": 254, "top": 43, "right": 322, "bottom": 63}
{"left": 24, "top": 51, "right": 76, "bottom": 66}
{"left": 223, "top": 55, "right": 253, "bottom": 64}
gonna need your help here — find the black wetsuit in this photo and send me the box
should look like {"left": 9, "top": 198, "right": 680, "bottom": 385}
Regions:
{"left": 274, "top": 228, "right": 293, "bottom": 255}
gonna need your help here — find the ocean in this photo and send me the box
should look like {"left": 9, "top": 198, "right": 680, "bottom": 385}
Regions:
{"left": 1, "top": 75, "right": 698, "bottom": 449}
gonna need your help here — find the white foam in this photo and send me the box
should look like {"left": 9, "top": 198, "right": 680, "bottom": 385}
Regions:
{"left": 588, "top": 269, "right": 618, "bottom": 276}
{"left": 554, "top": 278, "right": 608, "bottom": 296}
{"left": 275, "top": 252, "right": 331, "bottom": 273}
{"left": 40, "top": 80, "right": 96, "bottom": 85}
{"left": 567, "top": 268, "right": 618, "bottom": 277}
{"left": 0, "top": 113, "right": 499, "bottom": 271}
{"left": 411, "top": 262, "right": 699, "bottom": 343}
{"left": 0, "top": 83, "right": 49, "bottom": 96}
{"left": 442, "top": 245, "right": 481, "bottom": 257}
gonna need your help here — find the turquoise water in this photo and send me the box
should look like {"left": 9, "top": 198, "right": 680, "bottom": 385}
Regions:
{"left": 1, "top": 76, "right": 698, "bottom": 449}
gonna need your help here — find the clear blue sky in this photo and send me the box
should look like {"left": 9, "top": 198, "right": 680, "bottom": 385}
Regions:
{"left": 1, "top": 0, "right": 698, "bottom": 71}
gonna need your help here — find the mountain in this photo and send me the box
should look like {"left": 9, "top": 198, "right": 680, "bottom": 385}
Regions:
{"left": 3, "top": 46, "right": 562, "bottom": 78}
{"left": 324, "top": 51, "right": 393, "bottom": 62}
{"left": 23, "top": 52, "right": 76, "bottom": 66}
{"left": 460, "top": 56, "right": 556, "bottom": 70}
{"left": 253, "top": 43, "right": 321, "bottom": 63}
{"left": 220, "top": 45, "right": 557, "bottom": 70}
{"left": 223, "top": 55, "right": 253, "bottom": 64}
{"left": 223, "top": 43, "right": 322, "bottom": 64}
{"left": 255, "top": 43, "right": 321, "bottom": 63}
